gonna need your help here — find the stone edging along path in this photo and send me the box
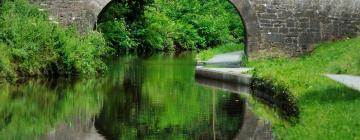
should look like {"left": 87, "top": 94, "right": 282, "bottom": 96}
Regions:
{"left": 195, "top": 66, "right": 253, "bottom": 85}
{"left": 195, "top": 51, "right": 253, "bottom": 86}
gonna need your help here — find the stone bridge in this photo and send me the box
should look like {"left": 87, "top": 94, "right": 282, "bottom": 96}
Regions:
{"left": 31, "top": 0, "right": 360, "bottom": 58}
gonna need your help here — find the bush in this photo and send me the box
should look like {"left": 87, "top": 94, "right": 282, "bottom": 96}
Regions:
{"left": 97, "top": 20, "right": 137, "bottom": 52}
{"left": 136, "top": 7, "right": 203, "bottom": 51}
{"left": 98, "top": 0, "right": 153, "bottom": 23}
{"left": 98, "top": 0, "right": 245, "bottom": 51}
{"left": 0, "top": 44, "right": 15, "bottom": 80}
{"left": 0, "top": 0, "right": 113, "bottom": 78}
{"left": 187, "top": 14, "right": 232, "bottom": 47}
{"left": 149, "top": 0, "right": 244, "bottom": 48}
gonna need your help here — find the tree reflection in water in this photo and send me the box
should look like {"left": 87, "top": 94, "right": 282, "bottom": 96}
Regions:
{"left": 0, "top": 53, "right": 272, "bottom": 140}
{"left": 95, "top": 53, "right": 245, "bottom": 140}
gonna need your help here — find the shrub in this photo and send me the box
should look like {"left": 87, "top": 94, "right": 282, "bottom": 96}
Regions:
{"left": 97, "top": 20, "right": 137, "bottom": 52}
{"left": 154, "top": 0, "right": 243, "bottom": 47}
{"left": 187, "top": 14, "right": 232, "bottom": 47}
{"left": 97, "top": 0, "right": 245, "bottom": 51}
{"left": 0, "top": 44, "right": 15, "bottom": 80}
{"left": 136, "top": 8, "right": 203, "bottom": 51}
{"left": 0, "top": 0, "right": 113, "bottom": 78}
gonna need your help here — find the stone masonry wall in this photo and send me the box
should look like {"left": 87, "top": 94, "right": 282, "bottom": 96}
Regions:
{"left": 31, "top": 0, "right": 360, "bottom": 58}
{"left": 31, "top": 0, "right": 110, "bottom": 33}
{"left": 241, "top": 0, "right": 360, "bottom": 57}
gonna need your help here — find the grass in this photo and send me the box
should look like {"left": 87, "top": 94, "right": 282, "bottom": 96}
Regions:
{"left": 248, "top": 37, "right": 360, "bottom": 139}
{"left": 196, "top": 43, "right": 244, "bottom": 61}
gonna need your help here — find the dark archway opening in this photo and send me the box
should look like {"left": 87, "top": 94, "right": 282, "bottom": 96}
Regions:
{"left": 95, "top": 0, "right": 247, "bottom": 56}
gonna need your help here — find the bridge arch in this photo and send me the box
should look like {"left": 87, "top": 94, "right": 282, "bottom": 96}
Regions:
{"left": 31, "top": 0, "right": 360, "bottom": 58}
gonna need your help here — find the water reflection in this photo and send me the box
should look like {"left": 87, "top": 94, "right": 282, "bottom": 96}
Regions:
{"left": 196, "top": 78, "right": 274, "bottom": 140}
{"left": 0, "top": 78, "right": 104, "bottom": 140}
{"left": 43, "top": 118, "right": 105, "bottom": 140}
{"left": 95, "top": 53, "right": 246, "bottom": 140}
{"left": 0, "top": 52, "right": 274, "bottom": 140}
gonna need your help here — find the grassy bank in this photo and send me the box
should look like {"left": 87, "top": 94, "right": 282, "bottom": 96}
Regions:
{"left": 0, "top": 0, "right": 112, "bottom": 80}
{"left": 248, "top": 37, "right": 360, "bottom": 139}
{"left": 196, "top": 43, "right": 244, "bottom": 61}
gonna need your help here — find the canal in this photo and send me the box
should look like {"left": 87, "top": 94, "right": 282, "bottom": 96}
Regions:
{"left": 0, "top": 52, "right": 279, "bottom": 140}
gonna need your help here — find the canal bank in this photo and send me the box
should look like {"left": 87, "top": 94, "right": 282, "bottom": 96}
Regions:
{"left": 195, "top": 50, "right": 300, "bottom": 137}
{"left": 196, "top": 37, "right": 360, "bottom": 139}
{"left": 247, "top": 37, "right": 360, "bottom": 139}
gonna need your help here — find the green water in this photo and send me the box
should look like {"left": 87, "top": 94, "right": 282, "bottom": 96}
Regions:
{"left": 0, "top": 52, "right": 270, "bottom": 140}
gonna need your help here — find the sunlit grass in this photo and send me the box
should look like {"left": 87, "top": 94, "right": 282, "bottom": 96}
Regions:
{"left": 248, "top": 37, "right": 360, "bottom": 139}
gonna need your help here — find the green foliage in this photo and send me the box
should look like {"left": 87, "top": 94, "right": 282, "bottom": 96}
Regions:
{"left": 97, "top": 20, "right": 137, "bottom": 52}
{"left": 150, "top": 0, "right": 237, "bottom": 47}
{"left": 248, "top": 37, "right": 360, "bottom": 139}
{"left": 0, "top": 78, "right": 104, "bottom": 139}
{"left": 0, "top": 53, "right": 247, "bottom": 139}
{"left": 137, "top": 7, "right": 203, "bottom": 50}
{"left": 95, "top": 53, "right": 244, "bottom": 140}
{"left": 97, "top": 0, "right": 244, "bottom": 51}
{"left": 0, "top": 0, "right": 113, "bottom": 78}
{"left": 98, "top": 0, "right": 153, "bottom": 23}
{"left": 0, "top": 44, "right": 15, "bottom": 80}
